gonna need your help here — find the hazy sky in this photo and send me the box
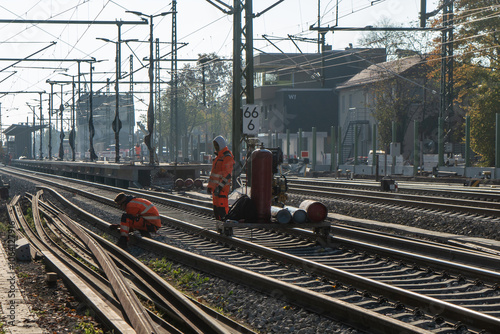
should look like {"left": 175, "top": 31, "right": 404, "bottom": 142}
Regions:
{"left": 0, "top": 0, "right": 438, "bottom": 128}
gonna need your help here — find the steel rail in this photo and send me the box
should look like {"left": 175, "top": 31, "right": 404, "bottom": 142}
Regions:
{"left": 31, "top": 196, "right": 190, "bottom": 334}
{"left": 33, "top": 190, "right": 159, "bottom": 334}
{"left": 290, "top": 183, "right": 500, "bottom": 209}
{"left": 37, "top": 187, "right": 237, "bottom": 334}
{"left": 13, "top": 166, "right": 499, "bottom": 275}
{"left": 4, "top": 170, "right": 500, "bottom": 332}
{"left": 39, "top": 186, "right": 500, "bottom": 333}
{"left": 3, "top": 165, "right": 497, "bottom": 268}
{"left": 39, "top": 187, "right": 448, "bottom": 334}
{"left": 287, "top": 178, "right": 500, "bottom": 201}
{"left": 39, "top": 179, "right": 500, "bottom": 332}
{"left": 7, "top": 197, "right": 136, "bottom": 333}
{"left": 287, "top": 186, "right": 500, "bottom": 217}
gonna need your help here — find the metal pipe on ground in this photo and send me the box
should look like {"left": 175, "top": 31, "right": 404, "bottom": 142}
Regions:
{"left": 284, "top": 206, "right": 307, "bottom": 223}
{"left": 271, "top": 206, "right": 292, "bottom": 224}
{"left": 175, "top": 178, "right": 185, "bottom": 190}
{"left": 299, "top": 200, "right": 328, "bottom": 223}
{"left": 184, "top": 178, "right": 194, "bottom": 189}
{"left": 194, "top": 178, "right": 203, "bottom": 189}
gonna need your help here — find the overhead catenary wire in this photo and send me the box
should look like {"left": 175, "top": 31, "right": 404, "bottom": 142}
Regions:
{"left": 1, "top": 0, "right": 498, "bottom": 128}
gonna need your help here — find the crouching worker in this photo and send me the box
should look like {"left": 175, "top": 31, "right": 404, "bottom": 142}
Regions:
{"left": 109, "top": 192, "right": 161, "bottom": 248}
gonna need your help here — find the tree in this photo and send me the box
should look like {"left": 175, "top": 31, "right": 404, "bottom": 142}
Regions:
{"left": 357, "top": 18, "right": 440, "bottom": 158}
{"left": 452, "top": 0, "right": 500, "bottom": 165}
{"left": 367, "top": 59, "right": 440, "bottom": 157}
{"left": 357, "top": 17, "right": 437, "bottom": 60}
{"left": 158, "top": 53, "right": 232, "bottom": 158}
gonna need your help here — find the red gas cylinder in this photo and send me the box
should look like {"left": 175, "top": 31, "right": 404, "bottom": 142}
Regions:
{"left": 299, "top": 200, "right": 328, "bottom": 223}
{"left": 251, "top": 149, "right": 273, "bottom": 222}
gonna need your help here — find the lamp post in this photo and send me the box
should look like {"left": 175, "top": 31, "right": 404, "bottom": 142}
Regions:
{"left": 126, "top": 10, "right": 173, "bottom": 165}
{"left": 97, "top": 36, "right": 138, "bottom": 163}
{"left": 58, "top": 84, "right": 65, "bottom": 161}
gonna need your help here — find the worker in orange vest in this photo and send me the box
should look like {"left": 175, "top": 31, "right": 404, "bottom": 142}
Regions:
{"left": 110, "top": 192, "right": 161, "bottom": 248}
{"left": 135, "top": 144, "right": 141, "bottom": 159}
{"left": 207, "top": 136, "right": 235, "bottom": 220}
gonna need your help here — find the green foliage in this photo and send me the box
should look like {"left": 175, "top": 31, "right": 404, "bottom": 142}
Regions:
{"left": 368, "top": 62, "right": 439, "bottom": 151}
{"left": 453, "top": 0, "right": 500, "bottom": 164}
{"left": 158, "top": 53, "right": 232, "bottom": 149}
{"left": 149, "top": 257, "right": 173, "bottom": 273}
{"left": 0, "top": 220, "right": 8, "bottom": 234}
{"left": 75, "top": 310, "right": 104, "bottom": 334}
{"left": 76, "top": 321, "right": 104, "bottom": 334}
{"left": 357, "top": 17, "right": 437, "bottom": 60}
{"left": 467, "top": 71, "right": 500, "bottom": 165}
{"left": 24, "top": 207, "right": 35, "bottom": 230}
{"left": 149, "top": 257, "right": 209, "bottom": 289}
{"left": 17, "top": 272, "right": 29, "bottom": 279}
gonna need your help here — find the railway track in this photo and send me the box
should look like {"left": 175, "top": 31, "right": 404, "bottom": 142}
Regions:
{"left": 285, "top": 179, "right": 500, "bottom": 219}
{"left": 8, "top": 190, "right": 249, "bottom": 334}
{"left": 287, "top": 177, "right": 500, "bottom": 201}
{"left": 3, "top": 166, "right": 500, "bottom": 333}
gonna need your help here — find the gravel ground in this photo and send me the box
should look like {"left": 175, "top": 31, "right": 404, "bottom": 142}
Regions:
{"left": 2, "top": 173, "right": 497, "bottom": 334}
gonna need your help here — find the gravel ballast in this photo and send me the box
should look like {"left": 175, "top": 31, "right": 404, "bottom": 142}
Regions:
{"left": 2, "top": 173, "right": 497, "bottom": 333}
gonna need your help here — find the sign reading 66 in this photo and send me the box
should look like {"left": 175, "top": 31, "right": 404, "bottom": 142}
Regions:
{"left": 242, "top": 104, "right": 261, "bottom": 135}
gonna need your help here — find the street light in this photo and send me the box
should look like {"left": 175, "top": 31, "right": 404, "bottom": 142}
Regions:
{"left": 97, "top": 37, "right": 138, "bottom": 163}
{"left": 126, "top": 10, "right": 174, "bottom": 165}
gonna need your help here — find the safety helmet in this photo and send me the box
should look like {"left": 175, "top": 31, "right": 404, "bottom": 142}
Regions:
{"left": 114, "top": 192, "right": 127, "bottom": 205}
{"left": 213, "top": 135, "right": 227, "bottom": 153}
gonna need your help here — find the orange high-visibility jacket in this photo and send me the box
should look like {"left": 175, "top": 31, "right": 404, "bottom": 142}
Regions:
{"left": 208, "top": 146, "right": 234, "bottom": 194}
{"left": 124, "top": 197, "right": 161, "bottom": 228}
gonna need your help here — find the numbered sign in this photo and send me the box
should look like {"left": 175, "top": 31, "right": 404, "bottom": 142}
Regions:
{"left": 242, "top": 104, "right": 261, "bottom": 135}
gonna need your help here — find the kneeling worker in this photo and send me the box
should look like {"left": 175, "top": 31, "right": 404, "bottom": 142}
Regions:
{"left": 110, "top": 192, "right": 161, "bottom": 248}
{"left": 207, "top": 135, "right": 234, "bottom": 220}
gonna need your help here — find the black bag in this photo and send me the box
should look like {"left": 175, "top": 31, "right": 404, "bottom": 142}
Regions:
{"left": 225, "top": 194, "right": 258, "bottom": 222}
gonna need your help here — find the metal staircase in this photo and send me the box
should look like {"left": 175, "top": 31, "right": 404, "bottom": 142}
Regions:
{"left": 341, "top": 120, "right": 369, "bottom": 164}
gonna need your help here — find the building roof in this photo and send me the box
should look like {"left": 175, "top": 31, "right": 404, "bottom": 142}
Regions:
{"left": 336, "top": 56, "right": 423, "bottom": 90}
{"left": 3, "top": 123, "right": 45, "bottom": 136}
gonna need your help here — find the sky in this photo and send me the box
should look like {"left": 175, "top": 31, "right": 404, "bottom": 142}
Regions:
{"left": 0, "top": 0, "right": 439, "bottom": 130}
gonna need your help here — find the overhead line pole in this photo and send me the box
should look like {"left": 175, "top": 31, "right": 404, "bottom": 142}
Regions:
{"left": 49, "top": 82, "right": 54, "bottom": 160}
{"left": 97, "top": 31, "right": 138, "bottom": 163}
{"left": 2, "top": 17, "right": 147, "bottom": 162}
{"left": 171, "top": 0, "right": 178, "bottom": 166}
{"left": 207, "top": 0, "right": 285, "bottom": 188}
{"left": 58, "top": 84, "right": 65, "bottom": 160}
{"left": 312, "top": 0, "right": 454, "bottom": 169}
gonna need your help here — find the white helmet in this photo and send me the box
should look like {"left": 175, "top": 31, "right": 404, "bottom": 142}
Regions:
{"left": 213, "top": 135, "right": 227, "bottom": 153}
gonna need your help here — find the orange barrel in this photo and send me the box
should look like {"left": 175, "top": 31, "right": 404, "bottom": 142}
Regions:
{"left": 250, "top": 149, "right": 273, "bottom": 222}
{"left": 299, "top": 200, "right": 328, "bottom": 223}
